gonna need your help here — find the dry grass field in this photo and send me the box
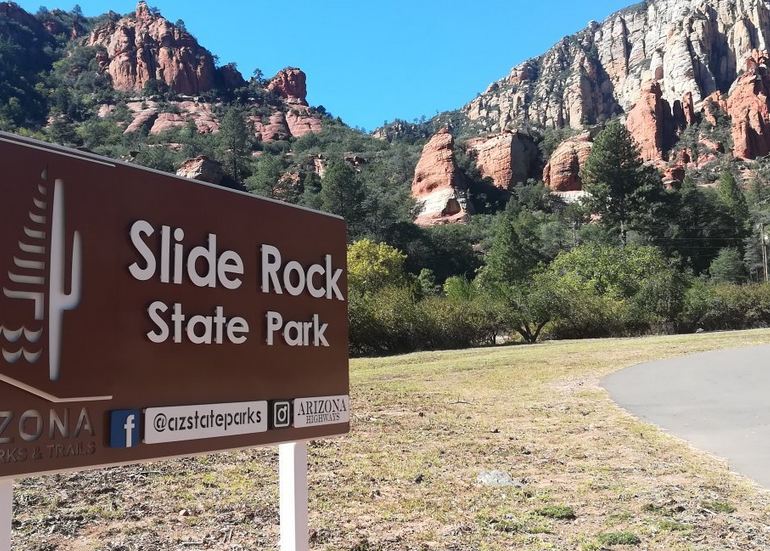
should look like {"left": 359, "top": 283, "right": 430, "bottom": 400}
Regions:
{"left": 15, "top": 329, "right": 770, "bottom": 550}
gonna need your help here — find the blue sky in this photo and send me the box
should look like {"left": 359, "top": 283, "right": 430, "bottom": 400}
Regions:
{"left": 19, "top": 0, "right": 633, "bottom": 130}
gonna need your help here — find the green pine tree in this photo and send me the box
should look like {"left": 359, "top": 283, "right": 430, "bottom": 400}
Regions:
{"left": 717, "top": 170, "right": 749, "bottom": 225}
{"left": 217, "top": 108, "right": 251, "bottom": 182}
{"left": 709, "top": 247, "right": 747, "bottom": 283}
{"left": 582, "top": 121, "right": 650, "bottom": 243}
{"left": 319, "top": 161, "right": 366, "bottom": 238}
{"left": 246, "top": 154, "right": 283, "bottom": 198}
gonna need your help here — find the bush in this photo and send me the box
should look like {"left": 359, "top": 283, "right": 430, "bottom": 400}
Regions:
{"left": 348, "top": 286, "right": 423, "bottom": 356}
{"left": 348, "top": 286, "right": 506, "bottom": 356}
{"left": 679, "top": 282, "right": 770, "bottom": 332}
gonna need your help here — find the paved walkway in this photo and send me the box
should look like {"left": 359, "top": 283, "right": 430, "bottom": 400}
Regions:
{"left": 602, "top": 345, "right": 770, "bottom": 489}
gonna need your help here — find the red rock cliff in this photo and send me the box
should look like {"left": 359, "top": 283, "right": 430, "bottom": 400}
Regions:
{"left": 727, "top": 50, "right": 770, "bottom": 159}
{"left": 543, "top": 132, "right": 593, "bottom": 192}
{"left": 466, "top": 131, "right": 539, "bottom": 190}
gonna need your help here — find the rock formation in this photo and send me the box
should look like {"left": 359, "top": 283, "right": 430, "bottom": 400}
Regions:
{"left": 88, "top": 1, "right": 216, "bottom": 95}
{"left": 626, "top": 81, "right": 675, "bottom": 161}
{"left": 114, "top": 100, "right": 220, "bottom": 135}
{"left": 727, "top": 50, "right": 770, "bottom": 159}
{"left": 702, "top": 91, "right": 728, "bottom": 125}
{"left": 267, "top": 68, "right": 308, "bottom": 105}
{"left": 543, "top": 133, "right": 593, "bottom": 192}
{"left": 285, "top": 109, "right": 322, "bottom": 138}
{"left": 176, "top": 156, "right": 224, "bottom": 185}
{"left": 412, "top": 128, "right": 473, "bottom": 226}
{"left": 254, "top": 112, "right": 290, "bottom": 142}
{"left": 625, "top": 81, "right": 696, "bottom": 162}
{"left": 466, "top": 132, "right": 539, "bottom": 189}
{"left": 461, "top": 0, "right": 770, "bottom": 133}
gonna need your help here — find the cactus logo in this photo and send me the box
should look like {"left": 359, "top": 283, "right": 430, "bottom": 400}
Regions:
{"left": 0, "top": 171, "right": 110, "bottom": 403}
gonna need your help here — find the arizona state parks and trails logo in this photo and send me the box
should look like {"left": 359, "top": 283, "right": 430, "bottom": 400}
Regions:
{"left": 0, "top": 170, "right": 101, "bottom": 465}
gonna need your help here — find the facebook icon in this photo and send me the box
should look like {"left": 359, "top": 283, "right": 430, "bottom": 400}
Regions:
{"left": 109, "top": 410, "right": 142, "bottom": 448}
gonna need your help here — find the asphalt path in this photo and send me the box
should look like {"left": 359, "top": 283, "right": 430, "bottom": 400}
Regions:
{"left": 602, "top": 345, "right": 770, "bottom": 489}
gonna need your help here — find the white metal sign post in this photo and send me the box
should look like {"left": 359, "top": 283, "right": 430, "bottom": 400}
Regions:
{"left": 0, "top": 446, "right": 310, "bottom": 551}
{"left": 0, "top": 480, "right": 10, "bottom": 551}
{"left": 280, "top": 441, "right": 309, "bottom": 551}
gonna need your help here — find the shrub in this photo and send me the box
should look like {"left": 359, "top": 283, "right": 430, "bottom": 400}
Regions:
{"left": 679, "top": 282, "right": 770, "bottom": 332}
{"left": 535, "top": 505, "right": 576, "bottom": 520}
{"left": 596, "top": 531, "right": 641, "bottom": 546}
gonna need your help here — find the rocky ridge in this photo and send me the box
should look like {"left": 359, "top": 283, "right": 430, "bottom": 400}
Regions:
{"left": 88, "top": 1, "right": 217, "bottom": 95}
{"left": 462, "top": 0, "right": 770, "bottom": 133}
{"left": 81, "top": 3, "right": 325, "bottom": 147}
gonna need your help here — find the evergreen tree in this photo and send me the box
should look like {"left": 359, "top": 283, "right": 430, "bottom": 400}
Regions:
{"left": 417, "top": 268, "right": 439, "bottom": 297}
{"left": 477, "top": 213, "right": 529, "bottom": 288}
{"left": 319, "top": 161, "right": 366, "bottom": 238}
{"left": 246, "top": 154, "right": 283, "bottom": 198}
{"left": 717, "top": 170, "right": 749, "bottom": 226}
{"left": 217, "top": 108, "right": 251, "bottom": 182}
{"left": 582, "top": 121, "right": 666, "bottom": 243}
{"left": 299, "top": 172, "right": 322, "bottom": 209}
{"left": 709, "top": 247, "right": 747, "bottom": 283}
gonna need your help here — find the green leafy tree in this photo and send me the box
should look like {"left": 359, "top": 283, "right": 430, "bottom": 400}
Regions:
{"left": 347, "top": 239, "right": 407, "bottom": 295}
{"left": 443, "top": 276, "right": 476, "bottom": 301}
{"left": 709, "top": 247, "right": 747, "bottom": 283}
{"left": 662, "top": 178, "right": 743, "bottom": 274}
{"left": 548, "top": 244, "right": 674, "bottom": 299}
{"left": 501, "top": 272, "right": 568, "bottom": 344}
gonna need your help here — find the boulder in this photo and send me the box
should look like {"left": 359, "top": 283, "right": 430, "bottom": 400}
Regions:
{"left": 254, "top": 112, "right": 290, "bottom": 142}
{"left": 176, "top": 101, "right": 219, "bottom": 134}
{"left": 412, "top": 128, "right": 473, "bottom": 226}
{"left": 123, "top": 101, "right": 158, "bottom": 134}
{"left": 176, "top": 156, "right": 224, "bottom": 185}
{"left": 150, "top": 112, "right": 186, "bottom": 135}
{"left": 543, "top": 133, "right": 593, "bottom": 192}
{"left": 626, "top": 81, "right": 676, "bottom": 162}
{"left": 217, "top": 63, "right": 246, "bottom": 90}
{"left": 702, "top": 91, "right": 728, "bottom": 126}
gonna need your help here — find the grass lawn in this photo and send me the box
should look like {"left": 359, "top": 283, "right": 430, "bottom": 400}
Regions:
{"left": 16, "top": 329, "right": 770, "bottom": 550}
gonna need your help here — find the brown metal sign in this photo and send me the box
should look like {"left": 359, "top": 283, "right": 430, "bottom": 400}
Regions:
{"left": 0, "top": 132, "right": 349, "bottom": 478}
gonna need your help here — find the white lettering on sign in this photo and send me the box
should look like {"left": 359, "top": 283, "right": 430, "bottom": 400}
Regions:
{"left": 127, "top": 221, "right": 344, "bottom": 347}
{"left": 266, "top": 312, "right": 329, "bottom": 347}
{"left": 144, "top": 401, "right": 267, "bottom": 444}
{"left": 260, "top": 245, "right": 344, "bottom": 301}
{"left": 128, "top": 220, "right": 244, "bottom": 289}
{"left": 293, "top": 395, "right": 350, "bottom": 428}
{"left": 146, "top": 302, "right": 249, "bottom": 345}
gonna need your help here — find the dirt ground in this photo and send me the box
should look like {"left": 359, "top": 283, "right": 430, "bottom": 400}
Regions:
{"left": 14, "top": 329, "right": 770, "bottom": 550}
